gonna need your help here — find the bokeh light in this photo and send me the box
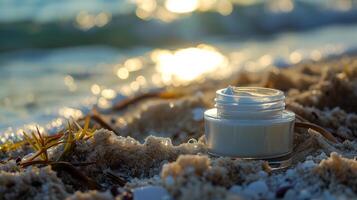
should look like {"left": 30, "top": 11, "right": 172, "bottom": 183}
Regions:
{"left": 165, "top": 0, "right": 199, "bottom": 14}
{"left": 154, "top": 45, "right": 228, "bottom": 84}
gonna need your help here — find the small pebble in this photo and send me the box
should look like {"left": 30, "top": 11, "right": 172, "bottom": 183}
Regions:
{"left": 133, "top": 186, "right": 171, "bottom": 200}
{"left": 322, "top": 190, "right": 336, "bottom": 200}
{"left": 301, "top": 160, "right": 316, "bottom": 169}
{"left": 258, "top": 170, "right": 268, "bottom": 178}
{"left": 164, "top": 176, "right": 175, "bottom": 186}
{"left": 286, "top": 169, "right": 295, "bottom": 177}
{"left": 246, "top": 180, "right": 268, "bottom": 195}
{"left": 283, "top": 190, "right": 297, "bottom": 200}
{"left": 229, "top": 185, "right": 242, "bottom": 194}
{"left": 299, "top": 189, "right": 310, "bottom": 199}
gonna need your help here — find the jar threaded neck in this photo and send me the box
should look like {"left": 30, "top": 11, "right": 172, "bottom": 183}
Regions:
{"left": 215, "top": 86, "right": 286, "bottom": 119}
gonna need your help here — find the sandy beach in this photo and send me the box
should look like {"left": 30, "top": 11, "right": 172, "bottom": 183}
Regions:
{"left": 2, "top": 1, "right": 357, "bottom": 199}
{"left": 1, "top": 54, "right": 357, "bottom": 200}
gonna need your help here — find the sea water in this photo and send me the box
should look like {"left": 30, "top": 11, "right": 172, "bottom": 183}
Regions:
{"left": 1, "top": 25, "right": 357, "bottom": 142}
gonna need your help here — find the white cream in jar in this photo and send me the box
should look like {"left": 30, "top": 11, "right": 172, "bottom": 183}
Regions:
{"left": 204, "top": 86, "right": 295, "bottom": 162}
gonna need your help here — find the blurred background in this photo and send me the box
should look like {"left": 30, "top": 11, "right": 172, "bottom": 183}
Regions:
{"left": 1, "top": 0, "right": 357, "bottom": 140}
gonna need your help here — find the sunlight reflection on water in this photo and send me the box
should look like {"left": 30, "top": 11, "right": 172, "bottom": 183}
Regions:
{"left": 154, "top": 45, "right": 229, "bottom": 84}
{"left": 133, "top": 0, "right": 235, "bottom": 21}
{"left": 1, "top": 25, "right": 357, "bottom": 144}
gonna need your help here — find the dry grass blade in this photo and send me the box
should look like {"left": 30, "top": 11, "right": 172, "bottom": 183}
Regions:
{"left": 112, "top": 90, "right": 183, "bottom": 111}
{"left": 58, "top": 118, "right": 94, "bottom": 161}
{"left": 0, "top": 131, "right": 63, "bottom": 153}
{"left": 295, "top": 122, "right": 338, "bottom": 143}
{"left": 77, "top": 115, "right": 90, "bottom": 140}
{"left": 36, "top": 126, "right": 49, "bottom": 161}
{"left": 0, "top": 140, "right": 27, "bottom": 152}
{"left": 112, "top": 92, "right": 161, "bottom": 111}
{"left": 158, "top": 90, "right": 185, "bottom": 99}
{"left": 45, "top": 132, "right": 64, "bottom": 144}
{"left": 23, "top": 131, "right": 48, "bottom": 161}
{"left": 36, "top": 126, "right": 45, "bottom": 146}
{"left": 20, "top": 160, "right": 51, "bottom": 168}
{"left": 21, "top": 141, "right": 64, "bottom": 164}
{"left": 51, "top": 161, "right": 101, "bottom": 190}
{"left": 30, "top": 131, "right": 41, "bottom": 150}
{"left": 91, "top": 109, "right": 118, "bottom": 134}
{"left": 294, "top": 113, "right": 308, "bottom": 122}
{"left": 293, "top": 112, "right": 339, "bottom": 143}
{"left": 22, "top": 132, "right": 37, "bottom": 149}
{"left": 18, "top": 118, "right": 96, "bottom": 166}
{"left": 92, "top": 115, "right": 117, "bottom": 134}
{"left": 71, "top": 161, "right": 96, "bottom": 167}
{"left": 1, "top": 116, "right": 96, "bottom": 166}
{"left": 20, "top": 160, "right": 96, "bottom": 168}
{"left": 58, "top": 123, "right": 75, "bottom": 161}
{"left": 19, "top": 159, "right": 100, "bottom": 190}
{"left": 105, "top": 171, "right": 127, "bottom": 187}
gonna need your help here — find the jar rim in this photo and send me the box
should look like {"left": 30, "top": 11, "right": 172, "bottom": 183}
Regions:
{"left": 215, "top": 86, "right": 286, "bottom": 119}
{"left": 216, "top": 86, "right": 285, "bottom": 103}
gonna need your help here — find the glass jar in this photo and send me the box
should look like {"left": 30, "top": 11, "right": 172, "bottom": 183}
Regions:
{"left": 204, "top": 86, "right": 295, "bottom": 168}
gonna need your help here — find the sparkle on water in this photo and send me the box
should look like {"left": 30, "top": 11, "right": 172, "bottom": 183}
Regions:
{"left": 154, "top": 45, "right": 229, "bottom": 84}
{"left": 133, "top": 0, "right": 235, "bottom": 21}
{"left": 165, "top": 0, "right": 199, "bottom": 14}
